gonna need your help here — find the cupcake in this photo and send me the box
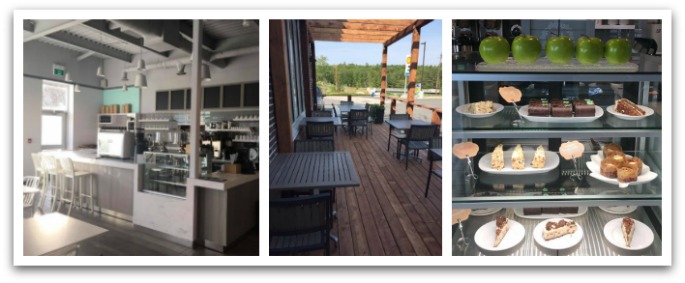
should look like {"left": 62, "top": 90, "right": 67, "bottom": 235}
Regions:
{"left": 600, "top": 159, "right": 619, "bottom": 178}
{"left": 617, "top": 166, "right": 638, "bottom": 182}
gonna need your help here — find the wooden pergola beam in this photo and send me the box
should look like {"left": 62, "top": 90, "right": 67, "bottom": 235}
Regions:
{"left": 383, "top": 19, "right": 432, "bottom": 47}
{"left": 344, "top": 19, "right": 417, "bottom": 25}
{"left": 309, "top": 27, "right": 398, "bottom": 37}
{"left": 310, "top": 33, "right": 389, "bottom": 43}
{"left": 307, "top": 20, "right": 407, "bottom": 32}
{"left": 380, "top": 45, "right": 388, "bottom": 106}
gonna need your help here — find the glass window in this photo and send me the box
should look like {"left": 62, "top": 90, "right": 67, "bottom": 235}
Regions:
{"left": 41, "top": 114, "right": 64, "bottom": 146}
{"left": 41, "top": 80, "right": 70, "bottom": 148}
{"left": 42, "top": 80, "right": 69, "bottom": 111}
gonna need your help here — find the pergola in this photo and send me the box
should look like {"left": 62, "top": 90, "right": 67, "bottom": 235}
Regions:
{"left": 306, "top": 19, "right": 440, "bottom": 124}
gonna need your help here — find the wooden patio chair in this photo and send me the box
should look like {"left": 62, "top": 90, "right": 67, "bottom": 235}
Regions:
{"left": 348, "top": 109, "right": 370, "bottom": 139}
{"left": 269, "top": 192, "right": 332, "bottom": 256}
{"left": 399, "top": 125, "right": 439, "bottom": 170}
{"left": 425, "top": 137, "right": 442, "bottom": 197}
{"left": 387, "top": 114, "right": 411, "bottom": 152}
{"left": 306, "top": 121, "right": 334, "bottom": 140}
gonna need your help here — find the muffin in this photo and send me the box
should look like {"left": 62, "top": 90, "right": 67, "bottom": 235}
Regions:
{"left": 624, "top": 157, "right": 643, "bottom": 173}
{"left": 600, "top": 159, "right": 619, "bottom": 178}
{"left": 603, "top": 143, "right": 623, "bottom": 158}
{"left": 607, "top": 152, "right": 627, "bottom": 165}
{"left": 617, "top": 166, "right": 638, "bottom": 182}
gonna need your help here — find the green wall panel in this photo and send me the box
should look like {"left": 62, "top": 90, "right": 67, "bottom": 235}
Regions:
{"left": 103, "top": 87, "right": 140, "bottom": 113}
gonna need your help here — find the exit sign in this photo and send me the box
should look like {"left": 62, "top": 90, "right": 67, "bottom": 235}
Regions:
{"left": 53, "top": 64, "right": 65, "bottom": 77}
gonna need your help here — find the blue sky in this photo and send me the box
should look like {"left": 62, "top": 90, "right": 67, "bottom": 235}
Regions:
{"left": 314, "top": 20, "right": 442, "bottom": 66}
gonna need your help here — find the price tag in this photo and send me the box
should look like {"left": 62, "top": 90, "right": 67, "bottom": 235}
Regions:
{"left": 559, "top": 140, "right": 585, "bottom": 160}
{"left": 499, "top": 86, "right": 522, "bottom": 103}
{"left": 452, "top": 142, "right": 479, "bottom": 159}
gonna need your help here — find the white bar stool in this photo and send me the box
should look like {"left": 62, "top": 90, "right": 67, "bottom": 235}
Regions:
{"left": 39, "top": 155, "right": 62, "bottom": 210}
{"left": 58, "top": 157, "right": 95, "bottom": 215}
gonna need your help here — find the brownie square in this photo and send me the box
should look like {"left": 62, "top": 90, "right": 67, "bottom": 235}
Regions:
{"left": 528, "top": 99, "right": 551, "bottom": 116}
{"left": 560, "top": 207, "right": 579, "bottom": 214}
{"left": 551, "top": 103, "right": 572, "bottom": 117}
{"left": 542, "top": 207, "right": 560, "bottom": 214}
{"left": 573, "top": 99, "right": 596, "bottom": 117}
{"left": 523, "top": 207, "right": 542, "bottom": 215}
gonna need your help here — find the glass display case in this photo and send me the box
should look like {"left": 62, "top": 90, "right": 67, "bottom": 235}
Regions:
{"left": 452, "top": 51, "right": 664, "bottom": 256}
{"left": 142, "top": 151, "right": 208, "bottom": 198}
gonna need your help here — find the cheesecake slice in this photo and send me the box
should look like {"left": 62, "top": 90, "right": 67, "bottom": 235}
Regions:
{"left": 622, "top": 217, "right": 635, "bottom": 247}
{"left": 542, "top": 219, "right": 577, "bottom": 241}
{"left": 512, "top": 144, "right": 525, "bottom": 170}
{"left": 491, "top": 144, "right": 504, "bottom": 170}
{"left": 531, "top": 145, "right": 546, "bottom": 168}
{"left": 494, "top": 216, "right": 509, "bottom": 247}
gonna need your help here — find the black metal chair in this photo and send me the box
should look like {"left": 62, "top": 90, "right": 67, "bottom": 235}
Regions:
{"left": 306, "top": 121, "right": 334, "bottom": 140}
{"left": 294, "top": 139, "right": 335, "bottom": 153}
{"left": 399, "top": 125, "right": 439, "bottom": 170}
{"left": 269, "top": 192, "right": 332, "bottom": 256}
{"left": 312, "top": 111, "right": 333, "bottom": 117}
{"left": 364, "top": 103, "right": 374, "bottom": 134}
{"left": 387, "top": 114, "right": 411, "bottom": 152}
{"left": 348, "top": 109, "right": 370, "bottom": 139}
{"left": 425, "top": 137, "right": 442, "bottom": 197}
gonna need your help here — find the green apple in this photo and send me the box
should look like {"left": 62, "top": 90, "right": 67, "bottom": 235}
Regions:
{"left": 512, "top": 35, "right": 541, "bottom": 64}
{"left": 576, "top": 36, "right": 604, "bottom": 65}
{"left": 479, "top": 36, "right": 509, "bottom": 64}
{"left": 546, "top": 36, "right": 575, "bottom": 64}
{"left": 605, "top": 38, "right": 632, "bottom": 65}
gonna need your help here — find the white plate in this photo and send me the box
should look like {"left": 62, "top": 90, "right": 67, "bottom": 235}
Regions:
{"left": 598, "top": 190, "right": 639, "bottom": 214}
{"left": 518, "top": 105, "right": 604, "bottom": 123}
{"left": 533, "top": 218, "right": 584, "bottom": 250}
{"left": 456, "top": 102, "right": 504, "bottom": 118}
{"left": 470, "top": 207, "right": 503, "bottom": 216}
{"left": 603, "top": 218, "right": 654, "bottom": 250}
{"left": 513, "top": 206, "right": 588, "bottom": 219}
{"left": 606, "top": 105, "right": 654, "bottom": 121}
{"left": 586, "top": 152, "right": 658, "bottom": 189}
{"left": 474, "top": 219, "right": 526, "bottom": 252}
{"left": 478, "top": 148, "right": 560, "bottom": 175}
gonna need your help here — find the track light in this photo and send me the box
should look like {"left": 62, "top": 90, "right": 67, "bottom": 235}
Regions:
{"left": 121, "top": 71, "right": 128, "bottom": 81}
{"left": 96, "top": 66, "right": 105, "bottom": 77}
{"left": 176, "top": 63, "right": 186, "bottom": 76}
{"left": 202, "top": 64, "right": 211, "bottom": 82}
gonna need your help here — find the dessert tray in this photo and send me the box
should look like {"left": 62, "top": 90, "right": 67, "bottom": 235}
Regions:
{"left": 478, "top": 149, "right": 560, "bottom": 175}
{"left": 606, "top": 104, "right": 654, "bottom": 121}
{"left": 533, "top": 218, "right": 584, "bottom": 250}
{"left": 518, "top": 105, "right": 604, "bottom": 123}
{"left": 598, "top": 190, "right": 639, "bottom": 214}
{"left": 513, "top": 206, "right": 588, "bottom": 220}
{"left": 603, "top": 218, "right": 654, "bottom": 250}
{"left": 586, "top": 152, "right": 658, "bottom": 189}
{"left": 456, "top": 102, "right": 504, "bottom": 118}
{"left": 474, "top": 219, "right": 526, "bottom": 252}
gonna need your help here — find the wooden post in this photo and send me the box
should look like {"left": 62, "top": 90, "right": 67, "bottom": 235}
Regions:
{"left": 310, "top": 40, "right": 319, "bottom": 110}
{"left": 269, "top": 20, "right": 294, "bottom": 153}
{"left": 406, "top": 26, "right": 421, "bottom": 118}
{"left": 380, "top": 45, "right": 388, "bottom": 106}
{"left": 347, "top": 95, "right": 352, "bottom": 102}
{"left": 431, "top": 109, "right": 442, "bottom": 126}
{"left": 390, "top": 98, "right": 397, "bottom": 115}
{"left": 299, "top": 20, "right": 313, "bottom": 117}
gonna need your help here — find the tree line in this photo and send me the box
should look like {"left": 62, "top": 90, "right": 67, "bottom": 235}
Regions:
{"left": 315, "top": 56, "right": 441, "bottom": 94}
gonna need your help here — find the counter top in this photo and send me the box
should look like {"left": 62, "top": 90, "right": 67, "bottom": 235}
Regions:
{"left": 188, "top": 172, "right": 259, "bottom": 191}
{"left": 40, "top": 149, "right": 141, "bottom": 170}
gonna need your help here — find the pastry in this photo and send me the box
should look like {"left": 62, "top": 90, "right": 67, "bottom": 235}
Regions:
{"left": 531, "top": 145, "right": 546, "bottom": 168}
{"left": 551, "top": 98, "right": 573, "bottom": 117}
{"left": 603, "top": 143, "right": 623, "bottom": 158}
{"left": 511, "top": 144, "right": 525, "bottom": 170}
{"left": 468, "top": 101, "right": 494, "bottom": 114}
{"left": 573, "top": 99, "right": 596, "bottom": 117}
{"left": 622, "top": 217, "right": 635, "bottom": 247}
{"left": 600, "top": 159, "right": 619, "bottom": 178}
{"left": 494, "top": 216, "right": 509, "bottom": 247}
{"left": 624, "top": 157, "right": 643, "bottom": 173}
{"left": 528, "top": 98, "right": 551, "bottom": 116}
{"left": 615, "top": 98, "right": 646, "bottom": 116}
{"left": 607, "top": 152, "right": 627, "bottom": 165}
{"left": 542, "top": 219, "right": 578, "bottom": 241}
{"left": 617, "top": 166, "right": 638, "bottom": 182}
{"left": 491, "top": 144, "right": 504, "bottom": 170}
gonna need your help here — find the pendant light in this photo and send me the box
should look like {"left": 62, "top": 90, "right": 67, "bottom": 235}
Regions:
{"left": 134, "top": 73, "right": 147, "bottom": 88}
{"left": 201, "top": 64, "right": 211, "bottom": 82}
{"left": 74, "top": 84, "right": 81, "bottom": 93}
{"left": 137, "top": 45, "right": 146, "bottom": 70}
{"left": 96, "top": 32, "right": 106, "bottom": 77}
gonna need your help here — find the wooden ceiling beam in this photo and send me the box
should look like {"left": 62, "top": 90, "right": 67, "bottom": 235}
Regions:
{"left": 383, "top": 19, "right": 433, "bottom": 47}
{"left": 310, "top": 33, "right": 388, "bottom": 43}
{"left": 307, "top": 20, "right": 407, "bottom": 32}
{"left": 309, "top": 27, "right": 398, "bottom": 37}
{"left": 344, "top": 19, "right": 417, "bottom": 26}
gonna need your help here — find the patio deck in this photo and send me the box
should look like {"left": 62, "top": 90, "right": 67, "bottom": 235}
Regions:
{"left": 300, "top": 122, "right": 442, "bottom": 256}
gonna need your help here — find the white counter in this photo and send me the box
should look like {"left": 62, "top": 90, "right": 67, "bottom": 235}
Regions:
{"left": 40, "top": 149, "right": 141, "bottom": 170}
{"left": 187, "top": 172, "right": 259, "bottom": 191}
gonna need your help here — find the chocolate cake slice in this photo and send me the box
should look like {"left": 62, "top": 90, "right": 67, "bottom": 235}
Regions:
{"left": 528, "top": 98, "right": 551, "bottom": 116}
{"left": 573, "top": 99, "right": 596, "bottom": 117}
{"left": 551, "top": 100, "right": 573, "bottom": 117}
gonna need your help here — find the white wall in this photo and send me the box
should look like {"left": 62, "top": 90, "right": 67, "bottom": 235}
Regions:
{"left": 103, "top": 52, "right": 259, "bottom": 113}
{"left": 24, "top": 41, "right": 104, "bottom": 88}
{"left": 68, "top": 85, "right": 103, "bottom": 149}
{"left": 23, "top": 77, "right": 42, "bottom": 176}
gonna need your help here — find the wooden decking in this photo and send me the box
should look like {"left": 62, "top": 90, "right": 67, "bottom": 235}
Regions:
{"left": 302, "top": 123, "right": 442, "bottom": 256}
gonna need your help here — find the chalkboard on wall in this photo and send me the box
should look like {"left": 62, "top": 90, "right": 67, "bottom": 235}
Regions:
{"left": 203, "top": 86, "right": 221, "bottom": 109}
{"left": 156, "top": 91, "right": 169, "bottom": 111}
{"left": 170, "top": 90, "right": 185, "bottom": 110}
{"left": 222, "top": 84, "right": 241, "bottom": 108}
{"left": 244, "top": 82, "right": 259, "bottom": 107}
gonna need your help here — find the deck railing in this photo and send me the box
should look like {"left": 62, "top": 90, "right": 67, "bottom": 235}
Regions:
{"left": 383, "top": 96, "right": 442, "bottom": 126}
